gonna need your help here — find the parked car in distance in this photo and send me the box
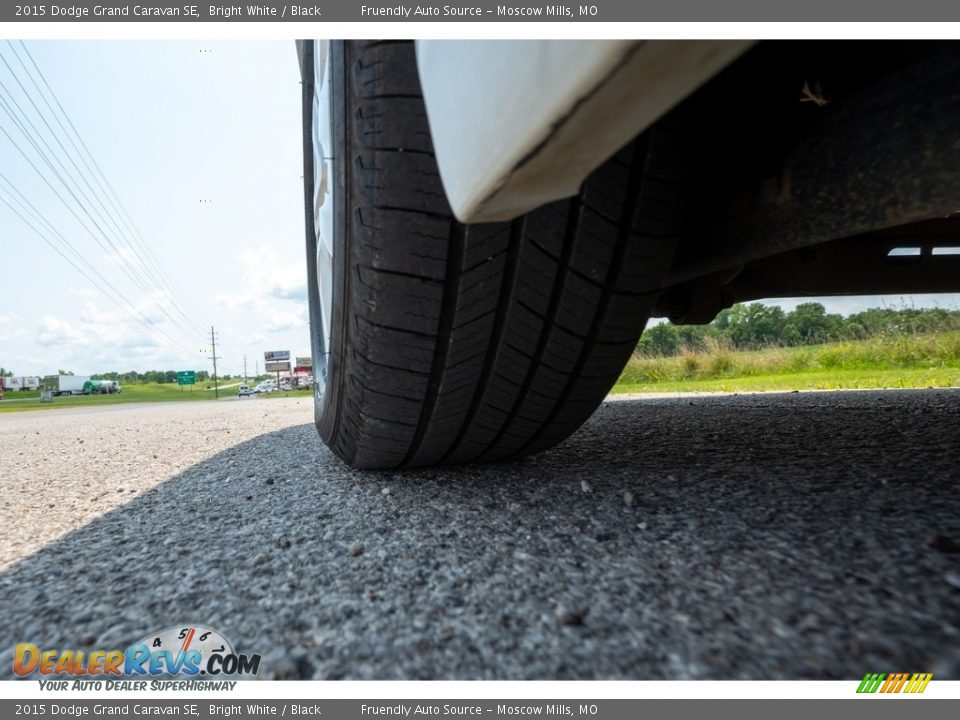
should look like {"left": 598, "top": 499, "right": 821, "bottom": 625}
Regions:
{"left": 254, "top": 381, "right": 275, "bottom": 394}
{"left": 238, "top": 385, "right": 255, "bottom": 397}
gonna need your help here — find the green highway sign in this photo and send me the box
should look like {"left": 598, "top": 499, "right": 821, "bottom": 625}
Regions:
{"left": 177, "top": 371, "right": 196, "bottom": 386}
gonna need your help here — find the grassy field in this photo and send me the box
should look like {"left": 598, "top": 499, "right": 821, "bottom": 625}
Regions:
{"left": 614, "top": 331, "right": 960, "bottom": 394}
{"left": 5, "top": 332, "right": 957, "bottom": 412}
{"left": 0, "top": 382, "right": 309, "bottom": 413}
{"left": 255, "top": 387, "right": 312, "bottom": 399}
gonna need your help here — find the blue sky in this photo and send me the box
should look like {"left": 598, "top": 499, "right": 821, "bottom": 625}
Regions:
{"left": 1, "top": 40, "right": 958, "bottom": 378}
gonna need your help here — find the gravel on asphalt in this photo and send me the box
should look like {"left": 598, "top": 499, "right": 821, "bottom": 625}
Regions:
{"left": 0, "top": 390, "right": 958, "bottom": 680}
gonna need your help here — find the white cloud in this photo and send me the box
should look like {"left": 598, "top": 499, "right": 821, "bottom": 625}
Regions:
{"left": 70, "top": 287, "right": 101, "bottom": 300}
{"left": 25, "top": 294, "right": 199, "bottom": 373}
{"left": 271, "top": 284, "right": 307, "bottom": 301}
{"left": 215, "top": 245, "right": 310, "bottom": 333}
{"left": 215, "top": 293, "right": 255, "bottom": 310}
{"left": 36, "top": 315, "right": 87, "bottom": 347}
{"left": 238, "top": 245, "right": 307, "bottom": 302}
{"left": 0, "top": 313, "right": 27, "bottom": 344}
{"left": 103, "top": 245, "right": 145, "bottom": 270}
{"left": 268, "top": 308, "right": 308, "bottom": 332}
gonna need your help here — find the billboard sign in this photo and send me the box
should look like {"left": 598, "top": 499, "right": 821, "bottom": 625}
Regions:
{"left": 265, "top": 361, "right": 291, "bottom": 374}
{"left": 264, "top": 350, "right": 290, "bottom": 362}
{"left": 294, "top": 356, "right": 313, "bottom": 376}
{"left": 1, "top": 376, "right": 41, "bottom": 391}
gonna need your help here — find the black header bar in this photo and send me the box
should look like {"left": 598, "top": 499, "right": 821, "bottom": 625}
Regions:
{"left": 5, "top": 1, "right": 960, "bottom": 22}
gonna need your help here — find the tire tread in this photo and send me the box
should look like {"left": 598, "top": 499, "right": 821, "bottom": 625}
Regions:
{"left": 319, "top": 41, "right": 685, "bottom": 468}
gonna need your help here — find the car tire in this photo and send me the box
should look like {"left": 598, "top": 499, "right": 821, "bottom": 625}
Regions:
{"left": 302, "top": 40, "right": 688, "bottom": 469}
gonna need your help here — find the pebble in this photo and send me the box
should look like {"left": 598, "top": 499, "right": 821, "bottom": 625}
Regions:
{"left": 556, "top": 605, "right": 586, "bottom": 627}
{"left": 580, "top": 480, "right": 592, "bottom": 494}
{"left": 929, "top": 535, "right": 960, "bottom": 554}
{"left": 349, "top": 542, "right": 365, "bottom": 557}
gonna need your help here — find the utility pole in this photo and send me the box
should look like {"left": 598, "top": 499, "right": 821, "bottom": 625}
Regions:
{"left": 243, "top": 355, "right": 248, "bottom": 384}
{"left": 209, "top": 326, "right": 221, "bottom": 399}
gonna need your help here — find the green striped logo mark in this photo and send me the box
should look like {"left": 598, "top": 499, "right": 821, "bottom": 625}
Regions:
{"left": 857, "top": 673, "right": 886, "bottom": 693}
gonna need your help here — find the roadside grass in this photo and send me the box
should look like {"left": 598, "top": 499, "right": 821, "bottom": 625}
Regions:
{"left": 615, "top": 367, "right": 960, "bottom": 394}
{"left": 614, "top": 331, "right": 960, "bottom": 394}
{"left": 0, "top": 382, "right": 314, "bottom": 413}
{"left": 254, "top": 387, "right": 313, "bottom": 399}
{"left": 0, "top": 383, "right": 211, "bottom": 413}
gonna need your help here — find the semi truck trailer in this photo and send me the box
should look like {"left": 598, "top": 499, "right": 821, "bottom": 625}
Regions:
{"left": 42, "top": 375, "right": 91, "bottom": 396}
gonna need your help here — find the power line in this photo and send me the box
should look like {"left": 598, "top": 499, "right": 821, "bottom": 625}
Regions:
{"left": 0, "top": 75, "right": 209, "bottom": 346}
{"left": 0, "top": 117, "right": 206, "bottom": 351}
{"left": 6, "top": 42, "right": 180, "bottom": 306}
{"left": 0, "top": 48, "right": 172, "bottom": 316}
{"left": 0, "top": 176, "right": 193, "bottom": 353}
{"left": 0, "top": 42, "right": 212, "bottom": 344}
{"left": 12, "top": 40, "right": 211, "bottom": 335}
{"left": 0, "top": 109, "right": 209, "bottom": 347}
{"left": 0, "top": 68, "right": 160, "bottom": 304}
{"left": 11, "top": 40, "right": 211, "bottom": 336}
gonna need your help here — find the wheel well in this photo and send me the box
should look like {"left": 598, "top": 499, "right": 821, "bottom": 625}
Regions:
{"left": 653, "top": 40, "right": 960, "bottom": 323}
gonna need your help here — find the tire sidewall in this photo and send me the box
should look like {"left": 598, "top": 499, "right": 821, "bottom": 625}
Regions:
{"left": 304, "top": 40, "right": 350, "bottom": 448}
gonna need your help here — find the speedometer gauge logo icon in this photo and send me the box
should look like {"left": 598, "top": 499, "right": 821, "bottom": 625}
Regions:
{"left": 136, "top": 626, "right": 235, "bottom": 668}
{"left": 127, "top": 625, "right": 259, "bottom": 677}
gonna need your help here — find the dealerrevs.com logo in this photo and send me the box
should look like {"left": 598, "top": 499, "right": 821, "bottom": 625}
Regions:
{"left": 14, "top": 626, "right": 260, "bottom": 679}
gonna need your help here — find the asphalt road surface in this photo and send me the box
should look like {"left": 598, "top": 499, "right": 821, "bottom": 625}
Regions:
{"left": 1, "top": 390, "right": 958, "bottom": 679}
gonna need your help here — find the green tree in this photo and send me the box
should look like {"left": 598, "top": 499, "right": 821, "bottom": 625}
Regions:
{"left": 716, "top": 303, "right": 786, "bottom": 348}
{"left": 784, "top": 302, "right": 844, "bottom": 344}
{"left": 640, "top": 301, "right": 960, "bottom": 357}
{"left": 637, "top": 322, "right": 680, "bottom": 356}
{"left": 676, "top": 324, "right": 714, "bottom": 352}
